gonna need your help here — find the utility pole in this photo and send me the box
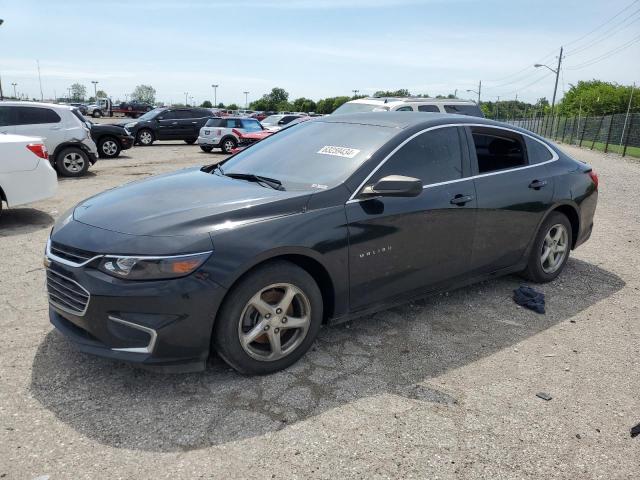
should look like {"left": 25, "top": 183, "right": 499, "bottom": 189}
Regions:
{"left": 37, "top": 60, "right": 43, "bottom": 101}
{"left": 184, "top": 92, "right": 188, "bottom": 106}
{"left": 477, "top": 80, "right": 481, "bottom": 104}
{"left": 91, "top": 80, "right": 98, "bottom": 100}
{"left": 11, "top": 82, "right": 17, "bottom": 99}
{"left": 243, "top": 91, "right": 249, "bottom": 108}
{"left": 534, "top": 46, "right": 563, "bottom": 133}
{"left": 495, "top": 96, "right": 500, "bottom": 120}
{"left": 0, "top": 19, "right": 4, "bottom": 101}
{"left": 352, "top": 89, "right": 359, "bottom": 98}
{"left": 620, "top": 82, "right": 636, "bottom": 147}
{"left": 211, "top": 84, "right": 219, "bottom": 106}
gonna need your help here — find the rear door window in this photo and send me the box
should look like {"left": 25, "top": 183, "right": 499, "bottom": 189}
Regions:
{"left": 524, "top": 136, "right": 554, "bottom": 164}
{"left": 0, "top": 106, "right": 13, "bottom": 126}
{"left": 14, "top": 107, "right": 61, "bottom": 125}
{"left": 373, "top": 126, "right": 464, "bottom": 185}
{"left": 205, "top": 118, "right": 225, "bottom": 127}
{"left": 418, "top": 105, "right": 440, "bottom": 112}
{"left": 158, "top": 110, "right": 178, "bottom": 120}
{"left": 470, "top": 127, "right": 527, "bottom": 173}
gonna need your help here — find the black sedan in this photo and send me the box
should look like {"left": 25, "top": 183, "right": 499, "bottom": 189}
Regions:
{"left": 90, "top": 123, "right": 135, "bottom": 158}
{"left": 44, "top": 113, "right": 598, "bottom": 374}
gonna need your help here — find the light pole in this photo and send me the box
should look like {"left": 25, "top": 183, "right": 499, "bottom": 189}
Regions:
{"left": 534, "top": 46, "right": 563, "bottom": 132}
{"left": 243, "top": 91, "right": 249, "bottom": 109}
{"left": 11, "top": 82, "right": 17, "bottom": 99}
{"left": 465, "top": 80, "right": 481, "bottom": 104}
{"left": 211, "top": 84, "right": 218, "bottom": 106}
{"left": 352, "top": 89, "right": 359, "bottom": 98}
{"left": 184, "top": 92, "right": 189, "bottom": 106}
{"left": 0, "top": 19, "right": 4, "bottom": 100}
{"left": 91, "top": 80, "right": 98, "bottom": 100}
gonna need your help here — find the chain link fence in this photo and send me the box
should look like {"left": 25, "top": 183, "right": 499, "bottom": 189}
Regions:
{"left": 499, "top": 112, "right": 640, "bottom": 158}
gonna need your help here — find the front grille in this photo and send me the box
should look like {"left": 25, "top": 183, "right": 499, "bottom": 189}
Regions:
{"left": 46, "top": 269, "right": 90, "bottom": 316}
{"left": 50, "top": 241, "right": 96, "bottom": 265}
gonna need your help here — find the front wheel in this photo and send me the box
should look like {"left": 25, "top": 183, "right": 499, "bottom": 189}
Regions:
{"left": 522, "top": 212, "right": 572, "bottom": 283}
{"left": 213, "top": 260, "right": 323, "bottom": 375}
{"left": 136, "top": 129, "right": 154, "bottom": 146}
{"left": 200, "top": 145, "right": 213, "bottom": 152}
{"left": 56, "top": 147, "right": 90, "bottom": 177}
{"left": 92, "top": 110, "right": 102, "bottom": 118}
{"left": 98, "top": 137, "right": 121, "bottom": 158}
{"left": 220, "top": 137, "right": 237, "bottom": 154}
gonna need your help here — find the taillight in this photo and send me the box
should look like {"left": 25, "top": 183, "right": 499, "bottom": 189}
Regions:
{"left": 26, "top": 143, "right": 48, "bottom": 159}
{"left": 588, "top": 171, "right": 599, "bottom": 190}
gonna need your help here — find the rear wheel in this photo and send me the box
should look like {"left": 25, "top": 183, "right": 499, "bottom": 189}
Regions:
{"left": 98, "top": 136, "right": 121, "bottom": 158}
{"left": 200, "top": 145, "right": 213, "bottom": 152}
{"left": 213, "top": 261, "right": 323, "bottom": 375}
{"left": 56, "top": 147, "right": 90, "bottom": 177}
{"left": 220, "top": 137, "right": 237, "bottom": 154}
{"left": 185, "top": 138, "right": 197, "bottom": 145}
{"left": 136, "top": 129, "right": 154, "bottom": 146}
{"left": 92, "top": 110, "right": 102, "bottom": 118}
{"left": 522, "top": 212, "right": 572, "bottom": 283}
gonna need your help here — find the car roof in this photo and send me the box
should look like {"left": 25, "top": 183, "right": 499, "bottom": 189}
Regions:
{"left": 318, "top": 111, "right": 500, "bottom": 129}
{"left": 0, "top": 100, "right": 74, "bottom": 110}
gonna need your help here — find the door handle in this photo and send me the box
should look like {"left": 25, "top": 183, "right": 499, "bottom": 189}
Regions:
{"left": 529, "top": 179, "right": 548, "bottom": 190}
{"left": 192, "top": 121, "right": 198, "bottom": 123}
{"left": 50, "top": 126, "right": 62, "bottom": 130}
{"left": 450, "top": 194, "right": 474, "bottom": 206}
{"left": 171, "top": 122, "right": 178, "bottom": 125}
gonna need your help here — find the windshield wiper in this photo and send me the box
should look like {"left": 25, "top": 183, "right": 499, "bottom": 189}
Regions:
{"left": 225, "top": 172, "right": 285, "bottom": 191}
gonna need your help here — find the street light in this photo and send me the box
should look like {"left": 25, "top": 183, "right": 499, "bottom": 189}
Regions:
{"left": 211, "top": 84, "right": 219, "bottom": 106}
{"left": 352, "top": 89, "right": 359, "bottom": 98}
{"left": 465, "top": 80, "right": 481, "bottom": 104}
{"left": 534, "top": 46, "right": 563, "bottom": 133}
{"left": 91, "top": 80, "right": 98, "bottom": 99}
{"left": 11, "top": 82, "right": 17, "bottom": 99}
{"left": 184, "top": 92, "right": 189, "bottom": 106}
{"left": 243, "top": 91, "right": 249, "bottom": 108}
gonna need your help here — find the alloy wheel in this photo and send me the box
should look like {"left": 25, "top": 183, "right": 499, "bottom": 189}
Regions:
{"left": 237, "top": 283, "right": 311, "bottom": 361}
{"left": 102, "top": 140, "right": 118, "bottom": 156}
{"left": 540, "top": 223, "right": 568, "bottom": 274}
{"left": 223, "top": 140, "right": 234, "bottom": 152}
{"left": 139, "top": 131, "right": 153, "bottom": 145}
{"left": 63, "top": 152, "right": 86, "bottom": 173}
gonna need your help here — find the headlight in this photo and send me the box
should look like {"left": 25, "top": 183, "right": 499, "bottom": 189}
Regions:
{"left": 124, "top": 128, "right": 131, "bottom": 136}
{"left": 124, "top": 122, "right": 137, "bottom": 129}
{"left": 98, "top": 252, "right": 211, "bottom": 280}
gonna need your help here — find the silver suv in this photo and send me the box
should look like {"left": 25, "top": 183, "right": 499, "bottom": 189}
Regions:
{"left": 197, "top": 117, "right": 264, "bottom": 154}
{"left": 0, "top": 101, "right": 98, "bottom": 177}
{"left": 333, "top": 97, "right": 484, "bottom": 117}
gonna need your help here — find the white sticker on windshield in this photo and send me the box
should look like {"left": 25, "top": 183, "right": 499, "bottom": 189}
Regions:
{"left": 317, "top": 145, "right": 361, "bottom": 158}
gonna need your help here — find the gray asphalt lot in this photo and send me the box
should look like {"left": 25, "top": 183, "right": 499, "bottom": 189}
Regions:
{"left": 0, "top": 139, "right": 638, "bottom": 479}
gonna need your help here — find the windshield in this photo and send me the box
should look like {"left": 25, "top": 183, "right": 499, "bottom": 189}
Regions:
{"left": 261, "top": 115, "right": 283, "bottom": 125}
{"left": 220, "top": 120, "right": 397, "bottom": 191}
{"left": 332, "top": 102, "right": 390, "bottom": 114}
{"left": 136, "top": 108, "right": 165, "bottom": 121}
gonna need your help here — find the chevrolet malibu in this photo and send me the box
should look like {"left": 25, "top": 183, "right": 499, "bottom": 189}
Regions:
{"left": 45, "top": 113, "right": 598, "bottom": 374}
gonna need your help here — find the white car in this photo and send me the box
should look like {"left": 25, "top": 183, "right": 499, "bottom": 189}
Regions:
{"left": 197, "top": 117, "right": 264, "bottom": 154}
{"left": 260, "top": 114, "right": 304, "bottom": 132}
{"left": 0, "top": 134, "right": 57, "bottom": 217}
{"left": 332, "top": 97, "right": 484, "bottom": 117}
{"left": 0, "top": 101, "right": 98, "bottom": 177}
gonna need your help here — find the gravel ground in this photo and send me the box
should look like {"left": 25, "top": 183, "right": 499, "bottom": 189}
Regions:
{"left": 0, "top": 141, "right": 638, "bottom": 479}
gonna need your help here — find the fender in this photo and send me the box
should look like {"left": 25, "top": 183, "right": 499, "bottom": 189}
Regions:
{"left": 52, "top": 141, "right": 98, "bottom": 165}
{"left": 521, "top": 200, "right": 581, "bottom": 260}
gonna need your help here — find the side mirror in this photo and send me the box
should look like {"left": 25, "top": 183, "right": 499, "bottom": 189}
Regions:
{"left": 361, "top": 175, "right": 423, "bottom": 198}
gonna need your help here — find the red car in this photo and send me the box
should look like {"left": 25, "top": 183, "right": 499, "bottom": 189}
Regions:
{"left": 230, "top": 129, "right": 275, "bottom": 153}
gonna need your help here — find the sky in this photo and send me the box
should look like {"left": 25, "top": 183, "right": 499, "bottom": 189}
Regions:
{"left": 1, "top": 0, "right": 639, "bottom": 106}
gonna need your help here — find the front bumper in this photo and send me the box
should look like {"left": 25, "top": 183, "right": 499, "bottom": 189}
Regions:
{"left": 119, "top": 134, "right": 135, "bottom": 150}
{"left": 46, "top": 258, "right": 227, "bottom": 372}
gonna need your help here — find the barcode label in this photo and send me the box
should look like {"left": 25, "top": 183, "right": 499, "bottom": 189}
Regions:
{"left": 317, "top": 145, "right": 361, "bottom": 158}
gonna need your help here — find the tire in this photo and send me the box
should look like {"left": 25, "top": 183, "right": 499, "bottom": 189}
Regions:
{"left": 98, "top": 136, "right": 121, "bottom": 158}
{"left": 220, "top": 137, "right": 237, "bottom": 154}
{"left": 92, "top": 110, "right": 102, "bottom": 118}
{"left": 200, "top": 145, "right": 213, "bottom": 153}
{"left": 136, "top": 129, "right": 154, "bottom": 146}
{"left": 521, "top": 212, "right": 572, "bottom": 283}
{"left": 213, "top": 260, "right": 323, "bottom": 375}
{"left": 56, "top": 147, "right": 90, "bottom": 177}
{"left": 185, "top": 138, "right": 197, "bottom": 145}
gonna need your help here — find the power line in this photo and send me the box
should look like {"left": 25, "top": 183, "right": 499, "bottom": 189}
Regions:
{"left": 484, "top": 48, "right": 557, "bottom": 84}
{"left": 563, "top": 0, "right": 640, "bottom": 47}
{"left": 565, "top": 33, "right": 640, "bottom": 69}
{"left": 498, "top": 71, "right": 554, "bottom": 98}
{"left": 565, "top": 7, "right": 640, "bottom": 56}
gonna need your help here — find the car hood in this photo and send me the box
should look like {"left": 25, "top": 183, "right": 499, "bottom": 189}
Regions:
{"left": 73, "top": 167, "right": 311, "bottom": 237}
